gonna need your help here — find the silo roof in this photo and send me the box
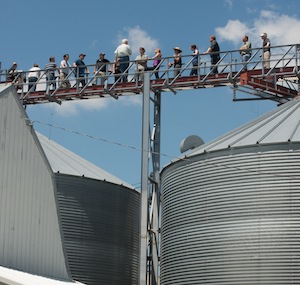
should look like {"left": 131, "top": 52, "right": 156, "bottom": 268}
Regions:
{"left": 182, "top": 97, "right": 300, "bottom": 158}
{"left": 37, "top": 132, "right": 135, "bottom": 190}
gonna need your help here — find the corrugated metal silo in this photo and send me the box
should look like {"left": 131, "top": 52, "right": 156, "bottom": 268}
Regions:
{"left": 0, "top": 85, "right": 140, "bottom": 285}
{"left": 37, "top": 134, "right": 140, "bottom": 285}
{"left": 160, "top": 98, "right": 300, "bottom": 284}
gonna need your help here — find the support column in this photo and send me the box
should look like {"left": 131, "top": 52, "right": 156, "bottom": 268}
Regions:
{"left": 139, "top": 72, "right": 151, "bottom": 285}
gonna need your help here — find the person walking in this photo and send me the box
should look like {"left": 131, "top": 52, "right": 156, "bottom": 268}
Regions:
{"left": 260, "top": 32, "right": 271, "bottom": 69}
{"left": 205, "top": 35, "right": 220, "bottom": 74}
{"left": 168, "top": 47, "right": 182, "bottom": 77}
{"left": 27, "top": 63, "right": 41, "bottom": 91}
{"left": 60, "top": 54, "right": 71, "bottom": 88}
{"left": 190, "top": 44, "right": 200, "bottom": 76}
{"left": 45, "top": 57, "right": 60, "bottom": 92}
{"left": 239, "top": 35, "right": 252, "bottom": 70}
{"left": 73, "top": 53, "right": 89, "bottom": 87}
{"left": 114, "top": 39, "right": 132, "bottom": 82}
{"left": 135, "top": 47, "right": 148, "bottom": 81}
{"left": 93, "top": 52, "right": 110, "bottom": 85}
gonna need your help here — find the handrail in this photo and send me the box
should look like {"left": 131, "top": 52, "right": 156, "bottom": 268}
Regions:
{"left": 1, "top": 43, "right": 300, "bottom": 101}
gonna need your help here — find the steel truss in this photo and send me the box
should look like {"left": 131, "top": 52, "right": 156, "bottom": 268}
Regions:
{"left": 3, "top": 43, "right": 300, "bottom": 285}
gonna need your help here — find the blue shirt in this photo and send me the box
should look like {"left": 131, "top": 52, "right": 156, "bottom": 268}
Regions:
{"left": 74, "top": 59, "right": 86, "bottom": 77}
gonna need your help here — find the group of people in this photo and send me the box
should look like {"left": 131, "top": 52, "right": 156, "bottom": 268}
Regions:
{"left": 5, "top": 33, "right": 271, "bottom": 91}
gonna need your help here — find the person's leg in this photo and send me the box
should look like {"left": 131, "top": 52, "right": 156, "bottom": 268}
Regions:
{"left": 264, "top": 51, "right": 270, "bottom": 68}
{"left": 211, "top": 57, "right": 219, "bottom": 74}
{"left": 242, "top": 54, "right": 250, "bottom": 70}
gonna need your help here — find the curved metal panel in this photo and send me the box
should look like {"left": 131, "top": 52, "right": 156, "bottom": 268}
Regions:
{"left": 55, "top": 174, "right": 140, "bottom": 285}
{"left": 161, "top": 150, "right": 300, "bottom": 285}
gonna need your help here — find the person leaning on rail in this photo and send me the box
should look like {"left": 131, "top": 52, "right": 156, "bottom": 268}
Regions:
{"left": 204, "top": 35, "right": 220, "bottom": 74}
{"left": 260, "top": 32, "right": 271, "bottom": 69}
{"left": 239, "top": 35, "right": 252, "bottom": 71}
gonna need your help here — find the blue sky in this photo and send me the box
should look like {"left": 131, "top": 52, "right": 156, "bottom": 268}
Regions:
{"left": 2, "top": 0, "right": 300, "bottom": 188}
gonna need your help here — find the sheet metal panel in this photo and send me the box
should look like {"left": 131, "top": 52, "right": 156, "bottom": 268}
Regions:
{"left": 55, "top": 174, "right": 140, "bottom": 285}
{"left": 0, "top": 86, "right": 69, "bottom": 280}
{"left": 161, "top": 150, "right": 300, "bottom": 285}
{"left": 165, "top": 98, "right": 300, "bottom": 165}
{"left": 37, "top": 133, "right": 134, "bottom": 190}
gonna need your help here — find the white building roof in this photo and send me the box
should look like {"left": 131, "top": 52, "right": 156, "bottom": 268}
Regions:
{"left": 0, "top": 266, "right": 84, "bottom": 285}
{"left": 37, "top": 132, "right": 135, "bottom": 190}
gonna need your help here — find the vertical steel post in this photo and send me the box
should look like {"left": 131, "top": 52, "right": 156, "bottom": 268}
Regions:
{"left": 150, "top": 90, "right": 161, "bottom": 285}
{"left": 139, "top": 72, "right": 151, "bottom": 285}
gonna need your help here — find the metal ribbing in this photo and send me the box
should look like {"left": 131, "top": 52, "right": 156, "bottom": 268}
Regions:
{"left": 55, "top": 174, "right": 140, "bottom": 285}
{"left": 161, "top": 150, "right": 300, "bottom": 285}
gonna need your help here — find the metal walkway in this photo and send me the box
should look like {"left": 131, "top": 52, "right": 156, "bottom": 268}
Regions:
{"left": 2, "top": 43, "right": 300, "bottom": 285}
{"left": 2, "top": 43, "right": 300, "bottom": 105}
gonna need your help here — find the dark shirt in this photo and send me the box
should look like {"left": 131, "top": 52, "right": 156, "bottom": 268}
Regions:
{"left": 95, "top": 59, "right": 110, "bottom": 72}
{"left": 74, "top": 59, "right": 86, "bottom": 77}
{"left": 6, "top": 68, "right": 16, "bottom": 81}
{"left": 210, "top": 40, "right": 220, "bottom": 59}
{"left": 263, "top": 38, "right": 271, "bottom": 52}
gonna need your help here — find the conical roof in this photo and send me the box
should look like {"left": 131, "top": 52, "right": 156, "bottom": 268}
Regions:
{"left": 184, "top": 97, "right": 300, "bottom": 158}
{"left": 37, "top": 132, "right": 134, "bottom": 189}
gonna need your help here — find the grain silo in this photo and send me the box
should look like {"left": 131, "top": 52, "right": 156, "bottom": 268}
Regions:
{"left": 0, "top": 85, "right": 140, "bottom": 285}
{"left": 160, "top": 98, "right": 300, "bottom": 285}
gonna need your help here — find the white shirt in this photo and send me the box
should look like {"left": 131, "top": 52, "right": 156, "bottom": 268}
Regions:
{"left": 135, "top": 54, "right": 148, "bottom": 69}
{"left": 114, "top": 43, "right": 132, "bottom": 58}
{"left": 28, "top": 66, "right": 41, "bottom": 78}
{"left": 60, "top": 59, "right": 71, "bottom": 74}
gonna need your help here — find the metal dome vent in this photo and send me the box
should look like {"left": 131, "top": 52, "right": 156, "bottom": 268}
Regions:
{"left": 179, "top": 135, "right": 204, "bottom": 153}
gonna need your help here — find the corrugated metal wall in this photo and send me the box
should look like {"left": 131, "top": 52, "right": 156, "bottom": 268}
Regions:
{"left": 0, "top": 87, "right": 69, "bottom": 280}
{"left": 55, "top": 174, "right": 140, "bottom": 285}
{"left": 161, "top": 150, "right": 300, "bottom": 284}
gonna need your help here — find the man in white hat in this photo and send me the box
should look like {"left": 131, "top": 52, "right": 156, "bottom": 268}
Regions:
{"left": 260, "top": 32, "right": 271, "bottom": 69}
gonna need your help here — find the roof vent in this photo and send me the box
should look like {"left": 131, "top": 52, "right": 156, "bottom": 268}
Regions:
{"left": 180, "top": 135, "right": 204, "bottom": 153}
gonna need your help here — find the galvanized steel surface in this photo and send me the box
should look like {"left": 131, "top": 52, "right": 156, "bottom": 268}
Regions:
{"left": 37, "top": 133, "right": 134, "bottom": 190}
{"left": 0, "top": 86, "right": 69, "bottom": 279}
{"left": 168, "top": 97, "right": 300, "bottom": 164}
{"left": 55, "top": 174, "right": 140, "bottom": 285}
{"left": 161, "top": 150, "right": 300, "bottom": 284}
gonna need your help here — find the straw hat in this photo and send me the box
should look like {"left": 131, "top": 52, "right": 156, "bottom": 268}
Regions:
{"left": 173, "top": 47, "right": 182, "bottom": 52}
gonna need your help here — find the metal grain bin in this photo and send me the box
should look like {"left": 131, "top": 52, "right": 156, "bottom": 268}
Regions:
{"left": 160, "top": 98, "right": 300, "bottom": 285}
{"left": 38, "top": 134, "right": 140, "bottom": 285}
{"left": 55, "top": 174, "right": 140, "bottom": 285}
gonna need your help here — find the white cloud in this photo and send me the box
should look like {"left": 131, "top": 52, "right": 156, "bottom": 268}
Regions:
{"left": 216, "top": 10, "right": 300, "bottom": 47}
{"left": 216, "top": 19, "right": 250, "bottom": 45}
{"left": 120, "top": 94, "right": 142, "bottom": 106}
{"left": 254, "top": 10, "right": 300, "bottom": 45}
{"left": 49, "top": 97, "right": 110, "bottom": 116}
{"left": 117, "top": 26, "right": 160, "bottom": 57}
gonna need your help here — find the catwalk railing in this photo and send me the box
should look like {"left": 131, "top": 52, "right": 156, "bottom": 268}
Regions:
{"left": 1, "top": 43, "right": 300, "bottom": 104}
